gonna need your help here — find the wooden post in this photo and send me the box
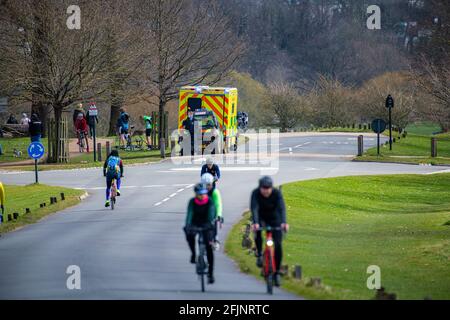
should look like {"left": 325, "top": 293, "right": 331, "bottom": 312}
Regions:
{"left": 61, "top": 193, "right": 65, "bottom": 201}
{"left": 25, "top": 208, "right": 31, "bottom": 214}
{"left": 7, "top": 214, "right": 12, "bottom": 221}
{"left": 431, "top": 137, "right": 437, "bottom": 157}
{"left": 13, "top": 212, "right": 19, "bottom": 220}
{"left": 97, "top": 143, "right": 102, "bottom": 162}
{"left": 357, "top": 135, "right": 364, "bottom": 156}
{"left": 106, "top": 141, "right": 111, "bottom": 156}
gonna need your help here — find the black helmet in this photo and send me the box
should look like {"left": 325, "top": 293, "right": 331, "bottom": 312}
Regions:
{"left": 194, "top": 183, "right": 208, "bottom": 195}
{"left": 110, "top": 149, "right": 119, "bottom": 157}
{"left": 259, "top": 176, "right": 273, "bottom": 188}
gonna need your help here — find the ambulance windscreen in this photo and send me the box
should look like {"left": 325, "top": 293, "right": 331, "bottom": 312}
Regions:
{"left": 187, "top": 98, "right": 202, "bottom": 111}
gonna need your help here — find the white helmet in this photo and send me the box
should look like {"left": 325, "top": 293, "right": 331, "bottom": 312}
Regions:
{"left": 206, "top": 157, "right": 214, "bottom": 166}
{"left": 201, "top": 173, "right": 214, "bottom": 185}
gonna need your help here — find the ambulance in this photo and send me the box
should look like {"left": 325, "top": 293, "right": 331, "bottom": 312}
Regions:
{"left": 178, "top": 86, "right": 239, "bottom": 153}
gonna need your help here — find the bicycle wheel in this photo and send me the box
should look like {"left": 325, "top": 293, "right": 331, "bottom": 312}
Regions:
{"left": 266, "top": 254, "right": 274, "bottom": 294}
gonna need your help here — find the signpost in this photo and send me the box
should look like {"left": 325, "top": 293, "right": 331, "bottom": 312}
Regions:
{"left": 27, "top": 142, "right": 45, "bottom": 184}
{"left": 385, "top": 95, "right": 394, "bottom": 150}
{"left": 88, "top": 103, "right": 98, "bottom": 162}
{"left": 371, "top": 118, "right": 386, "bottom": 156}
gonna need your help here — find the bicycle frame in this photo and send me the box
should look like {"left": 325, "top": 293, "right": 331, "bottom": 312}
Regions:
{"left": 110, "top": 179, "right": 117, "bottom": 210}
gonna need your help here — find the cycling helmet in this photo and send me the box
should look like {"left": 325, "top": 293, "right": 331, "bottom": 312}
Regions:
{"left": 206, "top": 158, "right": 214, "bottom": 166}
{"left": 110, "top": 149, "right": 119, "bottom": 157}
{"left": 77, "top": 113, "right": 84, "bottom": 119}
{"left": 194, "top": 183, "right": 208, "bottom": 195}
{"left": 259, "top": 176, "right": 273, "bottom": 188}
{"left": 201, "top": 173, "right": 214, "bottom": 185}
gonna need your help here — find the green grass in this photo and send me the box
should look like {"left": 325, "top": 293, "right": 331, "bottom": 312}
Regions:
{"left": 406, "top": 122, "right": 442, "bottom": 136}
{"left": 0, "top": 136, "right": 168, "bottom": 171}
{"left": 356, "top": 122, "right": 450, "bottom": 165}
{"left": 0, "top": 137, "right": 48, "bottom": 163}
{"left": 0, "top": 184, "right": 85, "bottom": 234}
{"left": 226, "top": 174, "right": 450, "bottom": 300}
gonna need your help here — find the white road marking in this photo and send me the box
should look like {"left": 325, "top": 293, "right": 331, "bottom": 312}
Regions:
{"left": 143, "top": 185, "right": 166, "bottom": 188}
{"left": 162, "top": 198, "right": 170, "bottom": 202}
{"left": 169, "top": 193, "right": 177, "bottom": 198}
{"left": 154, "top": 202, "right": 162, "bottom": 206}
{"left": 177, "top": 189, "right": 185, "bottom": 193}
{"left": 170, "top": 167, "right": 277, "bottom": 172}
{"left": 304, "top": 167, "right": 319, "bottom": 171}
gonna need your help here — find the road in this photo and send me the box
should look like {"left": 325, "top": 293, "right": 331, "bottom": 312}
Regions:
{"left": 0, "top": 133, "right": 447, "bottom": 299}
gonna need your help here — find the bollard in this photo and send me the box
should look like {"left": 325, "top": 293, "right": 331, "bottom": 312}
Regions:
{"left": 431, "top": 137, "right": 437, "bottom": 157}
{"left": 357, "top": 135, "right": 364, "bottom": 156}
{"left": 40, "top": 203, "right": 44, "bottom": 208}
{"left": 294, "top": 265, "right": 302, "bottom": 279}
{"left": 97, "top": 143, "right": 102, "bottom": 162}
{"left": 50, "top": 197, "right": 54, "bottom": 205}
{"left": 25, "top": 208, "right": 30, "bottom": 214}
{"left": 106, "top": 141, "right": 111, "bottom": 156}
{"left": 61, "top": 193, "right": 65, "bottom": 201}
{"left": 358, "top": 124, "right": 362, "bottom": 129}
{"left": 43, "top": 202, "right": 46, "bottom": 207}
{"left": 7, "top": 214, "right": 12, "bottom": 222}
{"left": 53, "top": 197, "right": 58, "bottom": 204}
{"left": 363, "top": 124, "right": 367, "bottom": 130}
{"left": 13, "top": 212, "right": 19, "bottom": 220}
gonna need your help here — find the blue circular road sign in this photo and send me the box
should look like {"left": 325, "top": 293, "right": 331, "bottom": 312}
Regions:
{"left": 28, "top": 142, "right": 45, "bottom": 160}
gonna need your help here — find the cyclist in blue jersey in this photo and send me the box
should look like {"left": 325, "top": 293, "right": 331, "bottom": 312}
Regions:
{"left": 103, "top": 149, "right": 124, "bottom": 207}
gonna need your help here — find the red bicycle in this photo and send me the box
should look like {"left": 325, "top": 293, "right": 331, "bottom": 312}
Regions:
{"left": 257, "top": 226, "right": 283, "bottom": 295}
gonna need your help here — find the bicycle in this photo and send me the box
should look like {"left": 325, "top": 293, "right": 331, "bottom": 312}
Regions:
{"left": 110, "top": 178, "right": 117, "bottom": 210}
{"left": 256, "top": 226, "right": 283, "bottom": 295}
{"left": 189, "top": 226, "right": 211, "bottom": 292}
{"left": 78, "top": 130, "right": 86, "bottom": 153}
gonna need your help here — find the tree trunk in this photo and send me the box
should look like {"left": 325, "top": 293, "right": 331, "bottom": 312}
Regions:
{"left": 108, "top": 101, "right": 122, "bottom": 136}
{"left": 32, "top": 100, "right": 49, "bottom": 138}
{"left": 51, "top": 107, "right": 62, "bottom": 164}
{"left": 158, "top": 98, "right": 165, "bottom": 143}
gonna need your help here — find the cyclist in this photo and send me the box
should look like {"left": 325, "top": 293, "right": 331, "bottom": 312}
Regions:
{"left": 103, "top": 149, "right": 124, "bottom": 207}
{"left": 201, "top": 173, "right": 223, "bottom": 247}
{"left": 251, "top": 176, "right": 289, "bottom": 287}
{"left": 116, "top": 108, "right": 130, "bottom": 148}
{"left": 200, "top": 158, "right": 221, "bottom": 189}
{"left": 75, "top": 113, "right": 90, "bottom": 152}
{"left": 184, "top": 183, "right": 216, "bottom": 284}
{"left": 143, "top": 115, "right": 153, "bottom": 150}
{"left": 0, "top": 181, "right": 5, "bottom": 224}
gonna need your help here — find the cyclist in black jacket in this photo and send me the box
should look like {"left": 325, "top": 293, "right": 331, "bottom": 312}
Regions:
{"left": 250, "top": 176, "right": 289, "bottom": 287}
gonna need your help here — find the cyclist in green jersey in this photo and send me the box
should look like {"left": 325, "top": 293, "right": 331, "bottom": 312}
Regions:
{"left": 143, "top": 115, "right": 153, "bottom": 150}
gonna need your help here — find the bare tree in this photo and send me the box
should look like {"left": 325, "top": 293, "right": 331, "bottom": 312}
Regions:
{"left": 261, "top": 82, "right": 308, "bottom": 132}
{"left": 310, "top": 75, "right": 354, "bottom": 127}
{"left": 0, "top": 0, "right": 145, "bottom": 161}
{"left": 137, "top": 0, "right": 244, "bottom": 142}
{"left": 358, "top": 72, "right": 415, "bottom": 130}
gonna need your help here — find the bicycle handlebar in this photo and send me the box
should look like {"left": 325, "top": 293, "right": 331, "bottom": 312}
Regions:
{"left": 254, "top": 226, "right": 283, "bottom": 232}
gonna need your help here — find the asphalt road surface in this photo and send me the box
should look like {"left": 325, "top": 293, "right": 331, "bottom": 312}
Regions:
{"left": 0, "top": 133, "right": 447, "bottom": 299}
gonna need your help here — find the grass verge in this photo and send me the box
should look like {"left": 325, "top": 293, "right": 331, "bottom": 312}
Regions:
{"left": 355, "top": 124, "right": 450, "bottom": 165}
{"left": 0, "top": 184, "right": 85, "bottom": 234}
{"left": 225, "top": 174, "right": 450, "bottom": 300}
